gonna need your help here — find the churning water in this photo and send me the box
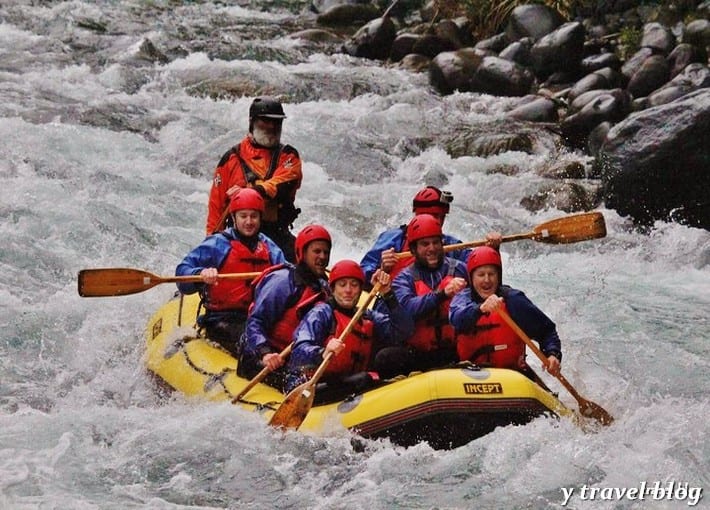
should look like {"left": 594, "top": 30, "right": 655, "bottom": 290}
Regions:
{"left": 1, "top": 2, "right": 708, "bottom": 509}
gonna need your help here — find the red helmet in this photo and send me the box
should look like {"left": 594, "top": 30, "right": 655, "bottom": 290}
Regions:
{"left": 329, "top": 260, "right": 365, "bottom": 286}
{"left": 412, "top": 186, "right": 452, "bottom": 215}
{"left": 406, "top": 214, "right": 443, "bottom": 244}
{"left": 229, "top": 188, "right": 265, "bottom": 214}
{"left": 466, "top": 246, "right": 502, "bottom": 275}
{"left": 295, "top": 224, "right": 332, "bottom": 262}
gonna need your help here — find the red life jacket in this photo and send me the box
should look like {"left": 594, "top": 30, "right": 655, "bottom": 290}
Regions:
{"left": 455, "top": 302, "right": 525, "bottom": 369}
{"left": 325, "top": 308, "right": 375, "bottom": 376}
{"left": 205, "top": 238, "right": 271, "bottom": 311}
{"left": 407, "top": 265, "right": 457, "bottom": 352}
{"left": 249, "top": 264, "right": 328, "bottom": 352}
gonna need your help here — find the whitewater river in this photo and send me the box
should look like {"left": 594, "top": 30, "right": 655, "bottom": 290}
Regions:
{"left": 1, "top": 1, "right": 708, "bottom": 509}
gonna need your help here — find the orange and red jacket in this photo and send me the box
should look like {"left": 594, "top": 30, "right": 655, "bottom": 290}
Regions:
{"left": 206, "top": 135, "right": 302, "bottom": 234}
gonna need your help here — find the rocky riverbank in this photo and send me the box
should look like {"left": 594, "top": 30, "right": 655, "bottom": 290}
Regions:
{"left": 306, "top": 0, "right": 710, "bottom": 230}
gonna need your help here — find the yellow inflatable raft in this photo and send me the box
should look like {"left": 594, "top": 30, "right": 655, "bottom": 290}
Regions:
{"left": 145, "top": 292, "right": 573, "bottom": 449}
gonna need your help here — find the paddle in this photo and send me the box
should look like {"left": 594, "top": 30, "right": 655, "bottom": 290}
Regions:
{"left": 231, "top": 343, "right": 293, "bottom": 403}
{"left": 268, "top": 282, "right": 383, "bottom": 430}
{"left": 77, "top": 268, "right": 262, "bottom": 297}
{"left": 395, "top": 211, "right": 607, "bottom": 259}
{"left": 497, "top": 308, "right": 614, "bottom": 426}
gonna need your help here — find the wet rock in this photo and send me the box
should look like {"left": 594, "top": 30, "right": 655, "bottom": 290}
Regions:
{"left": 394, "top": 53, "right": 431, "bottom": 72}
{"left": 342, "top": 15, "right": 396, "bottom": 60}
{"left": 683, "top": 18, "right": 710, "bottom": 49}
{"left": 568, "top": 67, "right": 624, "bottom": 103}
{"left": 530, "top": 22, "right": 586, "bottom": 79}
{"left": 475, "top": 33, "right": 510, "bottom": 53}
{"left": 474, "top": 56, "right": 535, "bottom": 97}
{"left": 499, "top": 38, "right": 533, "bottom": 67}
{"left": 521, "top": 181, "right": 600, "bottom": 213}
{"left": 621, "top": 47, "right": 654, "bottom": 81}
{"left": 432, "top": 19, "right": 466, "bottom": 50}
{"left": 289, "top": 29, "right": 343, "bottom": 44}
{"left": 507, "top": 96, "right": 559, "bottom": 123}
{"left": 390, "top": 33, "right": 420, "bottom": 62}
{"left": 536, "top": 160, "right": 587, "bottom": 179}
{"left": 412, "top": 33, "right": 458, "bottom": 59}
{"left": 640, "top": 22, "right": 676, "bottom": 55}
{"left": 429, "top": 48, "right": 485, "bottom": 95}
{"left": 646, "top": 62, "right": 710, "bottom": 107}
{"left": 587, "top": 121, "right": 612, "bottom": 161}
{"left": 136, "top": 39, "right": 169, "bottom": 64}
{"left": 317, "top": 3, "right": 380, "bottom": 26}
{"left": 667, "top": 43, "right": 708, "bottom": 78}
{"left": 506, "top": 4, "right": 564, "bottom": 42}
{"left": 645, "top": 83, "right": 696, "bottom": 107}
{"left": 444, "top": 120, "right": 563, "bottom": 158}
{"left": 562, "top": 88, "right": 632, "bottom": 147}
{"left": 598, "top": 88, "right": 710, "bottom": 230}
{"left": 580, "top": 52, "right": 622, "bottom": 74}
{"left": 627, "top": 54, "right": 670, "bottom": 98}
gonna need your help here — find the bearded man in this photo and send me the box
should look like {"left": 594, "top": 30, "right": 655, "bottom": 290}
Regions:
{"left": 206, "top": 96, "right": 302, "bottom": 262}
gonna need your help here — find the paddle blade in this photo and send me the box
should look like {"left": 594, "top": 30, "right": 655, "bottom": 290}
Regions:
{"left": 78, "top": 268, "right": 161, "bottom": 297}
{"left": 532, "top": 212, "right": 606, "bottom": 244}
{"left": 579, "top": 398, "right": 614, "bottom": 426}
{"left": 268, "top": 382, "right": 316, "bottom": 430}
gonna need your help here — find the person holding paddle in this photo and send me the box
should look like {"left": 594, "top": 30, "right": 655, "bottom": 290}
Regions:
{"left": 282, "top": 261, "right": 412, "bottom": 402}
{"left": 206, "top": 96, "right": 302, "bottom": 261}
{"left": 175, "top": 189, "right": 286, "bottom": 355}
{"left": 360, "top": 186, "right": 501, "bottom": 287}
{"left": 390, "top": 214, "right": 469, "bottom": 372}
{"left": 239, "top": 224, "right": 332, "bottom": 390}
{"left": 449, "top": 246, "right": 562, "bottom": 380}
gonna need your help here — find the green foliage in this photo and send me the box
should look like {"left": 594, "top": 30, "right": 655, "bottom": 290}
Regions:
{"left": 617, "top": 26, "right": 643, "bottom": 60}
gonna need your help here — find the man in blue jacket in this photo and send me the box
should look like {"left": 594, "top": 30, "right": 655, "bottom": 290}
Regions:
{"left": 176, "top": 188, "right": 285, "bottom": 355}
{"left": 391, "top": 214, "right": 469, "bottom": 372}
{"left": 239, "top": 224, "right": 332, "bottom": 390}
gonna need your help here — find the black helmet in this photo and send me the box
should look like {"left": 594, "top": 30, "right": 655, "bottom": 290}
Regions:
{"left": 249, "top": 97, "right": 287, "bottom": 119}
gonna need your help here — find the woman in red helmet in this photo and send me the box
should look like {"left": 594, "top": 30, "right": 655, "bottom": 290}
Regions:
{"left": 205, "top": 96, "right": 302, "bottom": 261}
{"left": 390, "top": 214, "right": 470, "bottom": 371}
{"left": 175, "top": 188, "right": 286, "bottom": 355}
{"left": 360, "top": 185, "right": 501, "bottom": 287}
{"left": 449, "top": 246, "right": 562, "bottom": 380}
{"left": 283, "top": 261, "right": 412, "bottom": 402}
{"left": 240, "top": 224, "right": 333, "bottom": 390}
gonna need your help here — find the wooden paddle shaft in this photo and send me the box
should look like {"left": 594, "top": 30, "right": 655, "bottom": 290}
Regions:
{"left": 394, "top": 212, "right": 606, "bottom": 259}
{"left": 232, "top": 343, "right": 293, "bottom": 403}
{"left": 305, "top": 281, "right": 383, "bottom": 389}
{"left": 498, "top": 307, "right": 613, "bottom": 425}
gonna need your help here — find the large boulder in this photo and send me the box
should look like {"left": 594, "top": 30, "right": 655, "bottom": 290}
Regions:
{"left": 597, "top": 88, "right": 710, "bottom": 230}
